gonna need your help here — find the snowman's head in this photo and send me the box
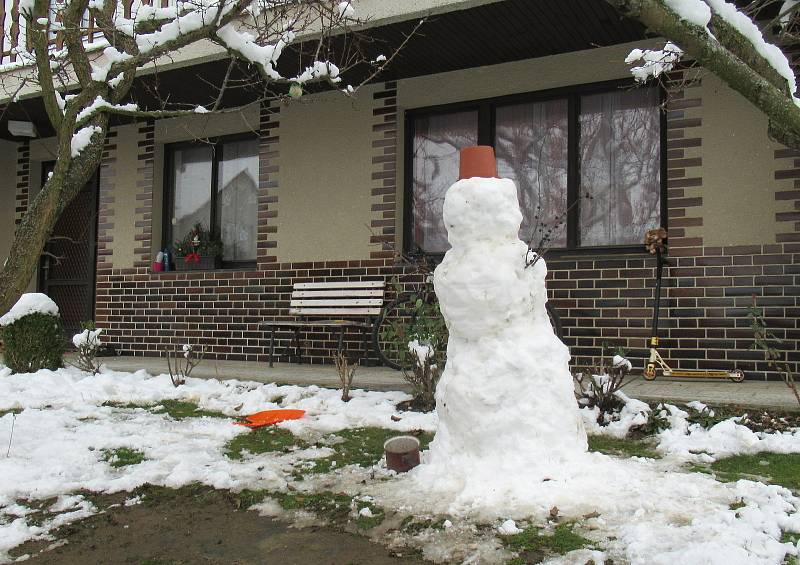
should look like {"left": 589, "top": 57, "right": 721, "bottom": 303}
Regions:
{"left": 441, "top": 176, "right": 523, "bottom": 247}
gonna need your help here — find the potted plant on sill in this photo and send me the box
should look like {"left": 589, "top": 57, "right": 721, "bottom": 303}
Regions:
{"left": 173, "top": 223, "right": 223, "bottom": 271}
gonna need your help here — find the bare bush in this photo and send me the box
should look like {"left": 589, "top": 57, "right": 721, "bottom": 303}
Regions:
{"left": 335, "top": 351, "right": 356, "bottom": 402}
{"left": 165, "top": 344, "right": 205, "bottom": 388}
{"left": 403, "top": 340, "right": 441, "bottom": 412}
{"left": 70, "top": 322, "right": 103, "bottom": 374}
{"left": 574, "top": 353, "right": 634, "bottom": 422}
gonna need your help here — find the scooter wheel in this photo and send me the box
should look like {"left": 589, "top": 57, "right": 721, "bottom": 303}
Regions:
{"left": 644, "top": 366, "right": 657, "bottom": 381}
{"left": 729, "top": 369, "right": 745, "bottom": 383}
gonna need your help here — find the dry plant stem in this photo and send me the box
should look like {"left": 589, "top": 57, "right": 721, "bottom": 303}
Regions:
{"left": 335, "top": 352, "right": 356, "bottom": 402}
{"left": 6, "top": 414, "right": 16, "bottom": 458}
{"left": 166, "top": 345, "right": 205, "bottom": 388}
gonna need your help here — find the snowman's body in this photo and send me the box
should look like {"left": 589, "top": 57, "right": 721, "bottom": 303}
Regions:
{"left": 414, "top": 176, "right": 587, "bottom": 505}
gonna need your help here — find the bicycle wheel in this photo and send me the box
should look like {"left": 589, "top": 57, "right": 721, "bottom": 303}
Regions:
{"left": 372, "top": 295, "right": 416, "bottom": 371}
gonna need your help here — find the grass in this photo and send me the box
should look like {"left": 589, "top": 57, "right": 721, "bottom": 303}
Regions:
{"left": 152, "top": 400, "right": 227, "bottom": 420}
{"left": 354, "top": 500, "right": 385, "bottom": 530}
{"left": 503, "top": 522, "right": 594, "bottom": 564}
{"left": 0, "top": 408, "right": 21, "bottom": 418}
{"left": 102, "top": 447, "right": 146, "bottom": 468}
{"left": 587, "top": 434, "right": 660, "bottom": 459}
{"left": 308, "top": 427, "right": 434, "bottom": 475}
{"left": 225, "top": 427, "right": 305, "bottom": 460}
{"left": 269, "top": 490, "right": 353, "bottom": 524}
{"left": 401, "top": 516, "right": 448, "bottom": 535}
{"left": 710, "top": 453, "right": 800, "bottom": 491}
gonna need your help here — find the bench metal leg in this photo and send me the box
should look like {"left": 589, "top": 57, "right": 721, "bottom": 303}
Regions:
{"left": 360, "top": 325, "right": 369, "bottom": 366}
{"left": 268, "top": 327, "right": 275, "bottom": 368}
{"left": 293, "top": 327, "right": 301, "bottom": 364}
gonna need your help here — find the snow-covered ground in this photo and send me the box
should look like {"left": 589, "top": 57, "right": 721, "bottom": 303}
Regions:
{"left": 1, "top": 366, "right": 800, "bottom": 564}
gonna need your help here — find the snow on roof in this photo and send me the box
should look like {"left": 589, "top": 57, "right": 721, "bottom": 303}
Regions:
{"left": 0, "top": 293, "right": 59, "bottom": 326}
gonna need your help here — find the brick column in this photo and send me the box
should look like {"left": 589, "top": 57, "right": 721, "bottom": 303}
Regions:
{"left": 134, "top": 120, "right": 155, "bottom": 269}
{"left": 257, "top": 101, "right": 280, "bottom": 269}
{"left": 369, "top": 81, "right": 398, "bottom": 260}
{"left": 14, "top": 140, "right": 30, "bottom": 227}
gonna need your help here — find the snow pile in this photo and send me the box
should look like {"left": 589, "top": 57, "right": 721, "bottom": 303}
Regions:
{"left": 0, "top": 293, "right": 59, "bottom": 326}
{"left": 413, "top": 174, "right": 587, "bottom": 506}
{"left": 580, "top": 391, "right": 651, "bottom": 439}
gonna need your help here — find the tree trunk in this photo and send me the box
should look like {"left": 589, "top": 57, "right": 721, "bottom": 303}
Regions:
{"left": 0, "top": 124, "right": 107, "bottom": 315}
{"left": 606, "top": 0, "right": 800, "bottom": 149}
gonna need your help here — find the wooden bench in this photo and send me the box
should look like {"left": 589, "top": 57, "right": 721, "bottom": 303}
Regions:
{"left": 262, "top": 280, "right": 385, "bottom": 368}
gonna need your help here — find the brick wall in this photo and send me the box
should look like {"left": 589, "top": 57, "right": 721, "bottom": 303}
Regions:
{"left": 93, "top": 77, "right": 799, "bottom": 379}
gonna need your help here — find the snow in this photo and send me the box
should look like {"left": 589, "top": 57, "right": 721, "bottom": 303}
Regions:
{"left": 0, "top": 293, "right": 59, "bottom": 326}
{"left": 413, "top": 174, "right": 588, "bottom": 504}
{"left": 291, "top": 60, "right": 341, "bottom": 84}
{"left": 70, "top": 126, "right": 102, "bottom": 157}
{"left": 194, "top": 105, "right": 209, "bottom": 114}
{"left": 89, "top": 46, "right": 132, "bottom": 83}
{"left": 75, "top": 96, "right": 137, "bottom": 123}
{"left": 706, "top": 0, "right": 797, "bottom": 95}
{"left": 497, "top": 519, "right": 522, "bottom": 535}
{"left": 665, "top": 0, "right": 712, "bottom": 27}
{"left": 337, "top": 1, "right": 355, "bottom": 18}
{"left": 408, "top": 339, "right": 433, "bottom": 368}
{"left": 72, "top": 328, "right": 102, "bottom": 349}
{"left": 358, "top": 506, "right": 374, "bottom": 517}
{"left": 581, "top": 391, "right": 651, "bottom": 440}
{"left": 0, "top": 366, "right": 435, "bottom": 561}
{"left": 35, "top": 17, "right": 48, "bottom": 25}
{"left": 612, "top": 355, "right": 633, "bottom": 372}
{"left": 215, "top": 23, "right": 286, "bottom": 80}
{"left": 625, "top": 42, "right": 684, "bottom": 82}
{"left": 2, "top": 365, "right": 800, "bottom": 563}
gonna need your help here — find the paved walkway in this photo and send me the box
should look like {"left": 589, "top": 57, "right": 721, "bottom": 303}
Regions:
{"left": 95, "top": 356, "right": 800, "bottom": 411}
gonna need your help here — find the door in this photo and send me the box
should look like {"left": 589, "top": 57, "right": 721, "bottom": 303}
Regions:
{"left": 39, "top": 163, "right": 99, "bottom": 338}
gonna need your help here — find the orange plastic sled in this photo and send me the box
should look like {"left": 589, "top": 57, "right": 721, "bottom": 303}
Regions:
{"left": 235, "top": 409, "right": 305, "bottom": 428}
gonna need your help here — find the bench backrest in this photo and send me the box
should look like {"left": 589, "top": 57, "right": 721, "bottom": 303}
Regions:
{"left": 289, "top": 280, "right": 385, "bottom": 317}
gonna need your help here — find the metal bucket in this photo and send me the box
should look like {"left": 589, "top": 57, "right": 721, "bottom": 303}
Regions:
{"left": 384, "top": 435, "right": 421, "bottom": 473}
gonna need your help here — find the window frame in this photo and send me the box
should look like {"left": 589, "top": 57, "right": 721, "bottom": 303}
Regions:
{"left": 162, "top": 132, "right": 260, "bottom": 270}
{"left": 403, "top": 78, "right": 668, "bottom": 257}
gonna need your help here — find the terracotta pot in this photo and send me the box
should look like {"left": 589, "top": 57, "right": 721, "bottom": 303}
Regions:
{"left": 384, "top": 435, "right": 421, "bottom": 473}
{"left": 459, "top": 145, "right": 497, "bottom": 180}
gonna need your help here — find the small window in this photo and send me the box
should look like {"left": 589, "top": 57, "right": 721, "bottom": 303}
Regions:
{"left": 406, "top": 84, "right": 663, "bottom": 254}
{"left": 166, "top": 137, "right": 259, "bottom": 267}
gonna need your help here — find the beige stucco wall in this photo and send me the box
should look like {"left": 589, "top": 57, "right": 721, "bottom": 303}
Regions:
{"left": 108, "top": 123, "right": 142, "bottom": 268}
{"left": 275, "top": 88, "right": 377, "bottom": 262}
{"left": 697, "top": 74, "right": 783, "bottom": 246}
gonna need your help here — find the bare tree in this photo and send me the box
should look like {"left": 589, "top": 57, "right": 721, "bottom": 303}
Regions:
{"left": 0, "top": 0, "right": 417, "bottom": 313}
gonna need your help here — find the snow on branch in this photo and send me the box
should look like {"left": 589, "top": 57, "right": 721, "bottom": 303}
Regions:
{"left": 625, "top": 42, "right": 684, "bottom": 81}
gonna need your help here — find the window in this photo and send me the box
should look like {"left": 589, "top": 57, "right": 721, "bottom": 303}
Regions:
{"left": 166, "top": 136, "right": 259, "bottom": 266}
{"left": 406, "top": 83, "right": 663, "bottom": 254}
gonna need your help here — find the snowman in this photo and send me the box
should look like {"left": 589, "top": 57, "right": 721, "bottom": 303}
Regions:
{"left": 413, "top": 146, "right": 587, "bottom": 506}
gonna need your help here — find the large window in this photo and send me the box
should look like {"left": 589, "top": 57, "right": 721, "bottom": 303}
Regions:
{"left": 407, "top": 84, "right": 663, "bottom": 254}
{"left": 166, "top": 136, "right": 259, "bottom": 266}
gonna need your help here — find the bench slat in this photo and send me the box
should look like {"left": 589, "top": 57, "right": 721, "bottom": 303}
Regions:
{"left": 290, "top": 307, "right": 381, "bottom": 315}
{"left": 290, "top": 298, "right": 383, "bottom": 307}
{"left": 293, "top": 281, "right": 384, "bottom": 290}
{"left": 292, "top": 289, "right": 384, "bottom": 298}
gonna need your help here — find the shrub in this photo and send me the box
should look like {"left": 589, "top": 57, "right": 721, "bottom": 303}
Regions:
{"left": 2, "top": 312, "right": 64, "bottom": 373}
{"left": 71, "top": 320, "right": 103, "bottom": 374}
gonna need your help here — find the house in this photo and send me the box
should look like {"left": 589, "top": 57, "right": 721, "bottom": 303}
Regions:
{"left": 0, "top": 0, "right": 797, "bottom": 379}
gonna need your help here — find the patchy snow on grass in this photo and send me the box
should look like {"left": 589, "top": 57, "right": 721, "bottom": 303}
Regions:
{"left": 2, "top": 366, "right": 800, "bottom": 564}
{"left": 0, "top": 367, "right": 433, "bottom": 561}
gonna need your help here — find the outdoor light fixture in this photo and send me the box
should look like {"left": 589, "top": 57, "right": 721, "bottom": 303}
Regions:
{"left": 288, "top": 82, "right": 303, "bottom": 99}
{"left": 8, "top": 120, "right": 37, "bottom": 138}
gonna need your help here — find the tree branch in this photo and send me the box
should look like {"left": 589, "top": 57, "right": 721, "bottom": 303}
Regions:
{"left": 607, "top": 0, "right": 800, "bottom": 148}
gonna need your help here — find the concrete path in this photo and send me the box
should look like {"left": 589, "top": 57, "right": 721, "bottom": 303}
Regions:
{"left": 95, "top": 356, "right": 800, "bottom": 411}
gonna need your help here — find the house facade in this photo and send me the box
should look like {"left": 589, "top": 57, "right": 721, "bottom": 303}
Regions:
{"left": 1, "top": 0, "right": 798, "bottom": 379}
